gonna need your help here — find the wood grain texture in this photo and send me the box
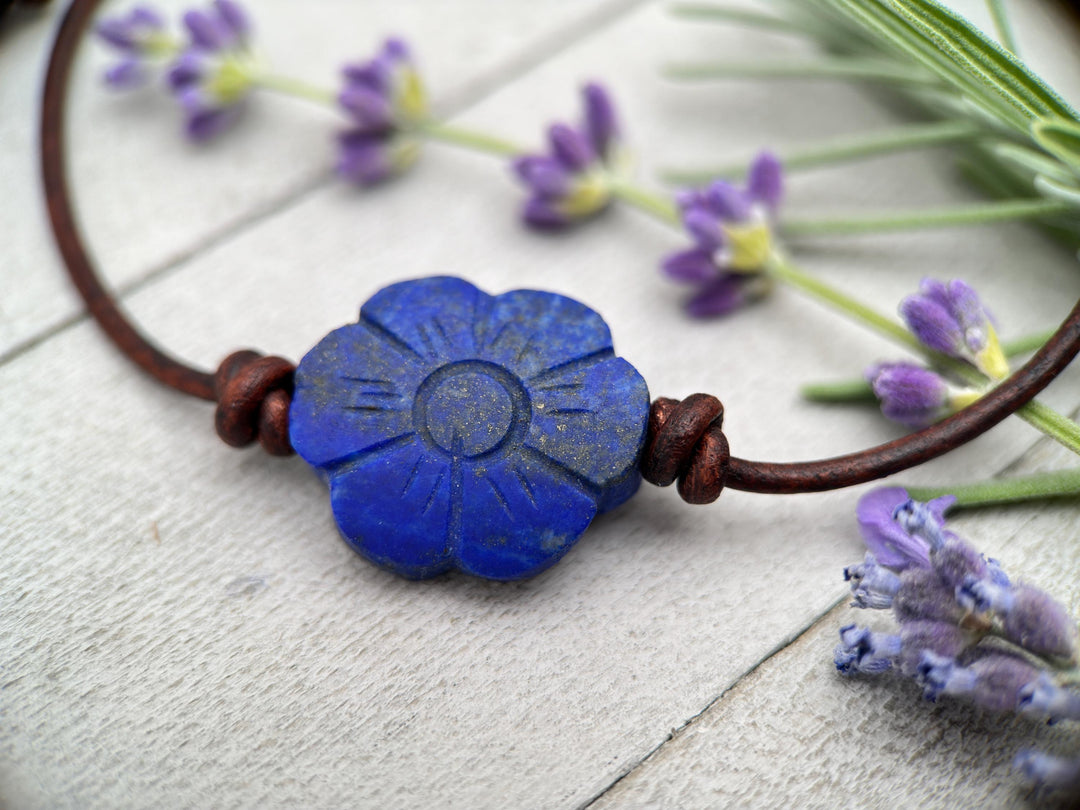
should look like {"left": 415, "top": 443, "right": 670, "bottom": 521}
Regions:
{"left": 4, "top": 0, "right": 1080, "bottom": 807}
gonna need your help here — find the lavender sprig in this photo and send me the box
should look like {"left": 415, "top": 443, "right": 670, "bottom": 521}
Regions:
{"left": 836, "top": 488, "right": 1080, "bottom": 798}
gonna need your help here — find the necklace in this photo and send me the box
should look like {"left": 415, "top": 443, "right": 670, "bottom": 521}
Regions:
{"left": 41, "top": 0, "right": 1080, "bottom": 581}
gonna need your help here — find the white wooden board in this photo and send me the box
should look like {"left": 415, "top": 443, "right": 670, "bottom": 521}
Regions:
{"left": 4, "top": 1, "right": 1080, "bottom": 807}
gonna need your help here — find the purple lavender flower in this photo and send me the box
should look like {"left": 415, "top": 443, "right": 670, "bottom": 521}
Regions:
{"left": 95, "top": 6, "right": 169, "bottom": 88}
{"left": 1014, "top": 750, "right": 1080, "bottom": 797}
{"left": 834, "top": 625, "right": 901, "bottom": 675}
{"left": 865, "top": 362, "right": 950, "bottom": 428}
{"left": 662, "top": 152, "right": 782, "bottom": 318}
{"left": 511, "top": 82, "right": 626, "bottom": 228}
{"left": 900, "top": 278, "right": 1009, "bottom": 379}
{"left": 845, "top": 554, "right": 902, "bottom": 609}
{"left": 165, "top": 1, "right": 255, "bottom": 141}
{"left": 960, "top": 580, "right": 1079, "bottom": 664}
{"left": 891, "top": 567, "right": 969, "bottom": 626}
{"left": 918, "top": 650, "right": 1042, "bottom": 713}
{"left": 1018, "top": 672, "right": 1080, "bottom": 721}
{"left": 855, "top": 487, "right": 954, "bottom": 570}
{"left": 835, "top": 621, "right": 972, "bottom": 678}
{"left": 335, "top": 38, "right": 428, "bottom": 185}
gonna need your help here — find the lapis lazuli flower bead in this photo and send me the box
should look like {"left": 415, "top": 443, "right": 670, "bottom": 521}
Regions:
{"left": 289, "top": 276, "right": 650, "bottom": 581}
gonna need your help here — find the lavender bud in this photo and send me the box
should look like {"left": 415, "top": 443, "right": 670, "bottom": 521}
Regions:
{"left": 896, "top": 620, "right": 973, "bottom": 677}
{"left": 1001, "top": 585, "right": 1079, "bottom": 664}
{"left": 661, "top": 248, "right": 717, "bottom": 285}
{"left": 1018, "top": 672, "right": 1080, "bottom": 721}
{"left": 956, "top": 576, "right": 1011, "bottom": 615}
{"left": 1014, "top": 750, "right": 1080, "bottom": 796}
{"left": 919, "top": 650, "right": 1041, "bottom": 713}
{"left": 893, "top": 567, "right": 965, "bottom": 625}
{"left": 835, "top": 624, "right": 901, "bottom": 675}
{"left": 845, "top": 554, "right": 902, "bottom": 610}
{"left": 866, "top": 362, "right": 948, "bottom": 428}
{"left": 893, "top": 498, "right": 948, "bottom": 551}
{"left": 548, "top": 124, "right": 595, "bottom": 173}
{"left": 931, "top": 536, "right": 988, "bottom": 590}
{"left": 745, "top": 151, "right": 782, "bottom": 213}
{"left": 582, "top": 82, "right": 618, "bottom": 161}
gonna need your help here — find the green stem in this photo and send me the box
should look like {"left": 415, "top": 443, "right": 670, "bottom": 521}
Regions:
{"left": 800, "top": 329, "right": 1055, "bottom": 403}
{"left": 659, "top": 120, "right": 981, "bottom": 185}
{"left": 417, "top": 122, "right": 524, "bottom": 157}
{"left": 985, "top": 0, "right": 1020, "bottom": 55}
{"left": 766, "top": 254, "right": 921, "bottom": 350}
{"left": 1003, "top": 329, "right": 1053, "bottom": 356}
{"left": 254, "top": 73, "right": 336, "bottom": 106}
{"left": 662, "top": 57, "right": 936, "bottom": 85}
{"left": 667, "top": 3, "right": 806, "bottom": 34}
{"left": 907, "top": 467, "right": 1080, "bottom": 507}
{"left": 767, "top": 254, "right": 1080, "bottom": 455}
{"left": 1015, "top": 399, "right": 1080, "bottom": 455}
{"left": 608, "top": 180, "right": 680, "bottom": 224}
{"left": 781, "top": 199, "right": 1072, "bottom": 237}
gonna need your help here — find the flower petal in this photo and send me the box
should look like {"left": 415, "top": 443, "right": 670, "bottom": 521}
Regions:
{"left": 582, "top": 82, "right": 618, "bottom": 160}
{"left": 290, "top": 322, "right": 420, "bottom": 469}
{"left": 521, "top": 197, "right": 572, "bottom": 229}
{"left": 855, "top": 487, "right": 932, "bottom": 569}
{"left": 746, "top": 150, "right": 783, "bottom": 212}
{"left": 682, "top": 206, "right": 725, "bottom": 250}
{"left": 525, "top": 355, "right": 649, "bottom": 512}
{"left": 685, "top": 274, "right": 749, "bottom": 318}
{"left": 338, "top": 84, "right": 395, "bottom": 131}
{"left": 360, "top": 276, "right": 488, "bottom": 364}
{"left": 104, "top": 57, "right": 146, "bottom": 89}
{"left": 476, "top": 288, "right": 614, "bottom": 380}
{"left": 328, "top": 437, "right": 454, "bottom": 579}
{"left": 512, "top": 156, "right": 571, "bottom": 197}
{"left": 662, "top": 248, "right": 717, "bottom": 284}
{"left": 705, "top": 180, "right": 751, "bottom": 222}
{"left": 455, "top": 454, "right": 597, "bottom": 580}
{"left": 336, "top": 131, "right": 393, "bottom": 185}
{"left": 183, "top": 9, "right": 229, "bottom": 51}
{"left": 548, "top": 123, "right": 594, "bottom": 172}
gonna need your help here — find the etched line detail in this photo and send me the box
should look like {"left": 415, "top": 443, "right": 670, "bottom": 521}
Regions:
{"left": 424, "top": 470, "right": 446, "bottom": 514}
{"left": 535, "top": 380, "right": 583, "bottom": 393}
{"left": 485, "top": 321, "right": 513, "bottom": 351}
{"left": 432, "top": 317, "right": 451, "bottom": 348}
{"left": 526, "top": 348, "right": 615, "bottom": 384}
{"left": 402, "top": 456, "right": 423, "bottom": 496}
{"left": 514, "top": 331, "right": 537, "bottom": 364}
{"left": 486, "top": 475, "right": 514, "bottom": 518}
{"left": 417, "top": 322, "right": 438, "bottom": 358}
{"left": 547, "top": 407, "right": 596, "bottom": 416}
{"left": 513, "top": 466, "right": 538, "bottom": 509}
{"left": 339, "top": 375, "right": 395, "bottom": 386}
{"left": 343, "top": 405, "right": 407, "bottom": 413}
{"left": 359, "top": 315, "right": 426, "bottom": 361}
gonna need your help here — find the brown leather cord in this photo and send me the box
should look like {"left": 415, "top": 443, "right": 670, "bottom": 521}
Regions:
{"left": 42, "top": 0, "right": 216, "bottom": 401}
{"left": 41, "top": 0, "right": 1080, "bottom": 488}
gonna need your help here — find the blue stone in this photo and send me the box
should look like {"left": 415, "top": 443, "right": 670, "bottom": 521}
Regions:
{"left": 289, "top": 276, "right": 650, "bottom": 581}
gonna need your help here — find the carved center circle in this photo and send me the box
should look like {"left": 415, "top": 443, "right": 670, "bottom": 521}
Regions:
{"left": 415, "top": 361, "right": 530, "bottom": 458}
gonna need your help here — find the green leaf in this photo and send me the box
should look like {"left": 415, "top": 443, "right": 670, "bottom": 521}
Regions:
{"left": 890, "top": 0, "right": 1078, "bottom": 122}
{"left": 1034, "top": 175, "right": 1080, "bottom": 210}
{"left": 1032, "top": 118, "right": 1080, "bottom": 171}
{"left": 819, "top": 0, "right": 1031, "bottom": 130}
{"left": 992, "top": 143, "right": 1077, "bottom": 185}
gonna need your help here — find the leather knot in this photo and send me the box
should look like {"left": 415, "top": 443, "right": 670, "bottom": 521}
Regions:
{"left": 640, "top": 394, "right": 729, "bottom": 504}
{"left": 214, "top": 350, "right": 296, "bottom": 456}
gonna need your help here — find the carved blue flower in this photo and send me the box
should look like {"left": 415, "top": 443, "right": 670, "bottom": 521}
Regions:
{"left": 289, "top": 276, "right": 650, "bottom": 581}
